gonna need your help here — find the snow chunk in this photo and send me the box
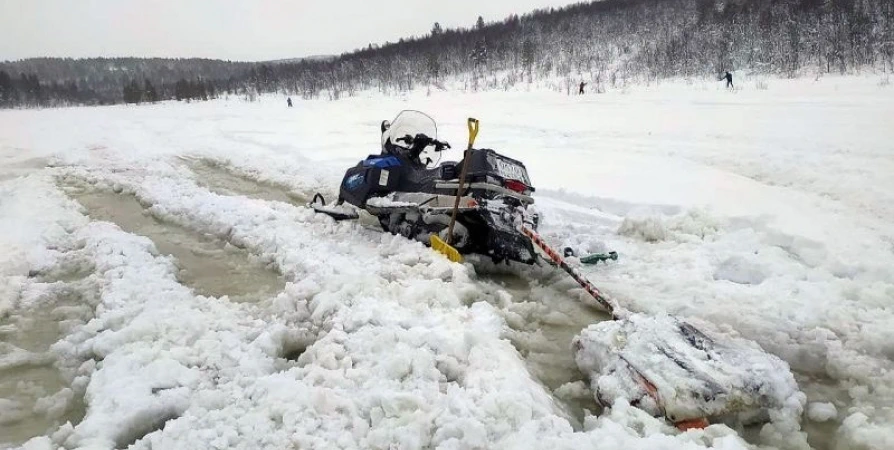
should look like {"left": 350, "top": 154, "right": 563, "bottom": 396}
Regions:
{"left": 618, "top": 212, "right": 668, "bottom": 242}
{"left": 619, "top": 208, "right": 721, "bottom": 243}
{"left": 807, "top": 402, "right": 837, "bottom": 422}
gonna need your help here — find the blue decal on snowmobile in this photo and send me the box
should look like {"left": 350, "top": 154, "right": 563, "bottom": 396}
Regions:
{"left": 362, "top": 156, "right": 402, "bottom": 168}
{"left": 345, "top": 173, "right": 365, "bottom": 190}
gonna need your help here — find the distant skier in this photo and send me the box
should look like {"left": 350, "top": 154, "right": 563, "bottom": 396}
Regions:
{"left": 579, "top": 81, "right": 587, "bottom": 95}
{"left": 723, "top": 71, "right": 733, "bottom": 89}
{"left": 287, "top": 97, "right": 293, "bottom": 107}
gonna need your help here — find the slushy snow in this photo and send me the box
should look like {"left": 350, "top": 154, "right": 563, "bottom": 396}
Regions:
{"left": 1, "top": 74, "right": 893, "bottom": 449}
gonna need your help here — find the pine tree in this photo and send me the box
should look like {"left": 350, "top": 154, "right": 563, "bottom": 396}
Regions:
{"left": 197, "top": 78, "right": 208, "bottom": 100}
{"left": 123, "top": 79, "right": 141, "bottom": 103}
{"left": 522, "top": 39, "right": 537, "bottom": 81}
{"left": 28, "top": 74, "right": 43, "bottom": 105}
{"left": 143, "top": 79, "right": 158, "bottom": 102}
{"left": 175, "top": 78, "right": 188, "bottom": 101}
{"left": 0, "top": 71, "right": 14, "bottom": 106}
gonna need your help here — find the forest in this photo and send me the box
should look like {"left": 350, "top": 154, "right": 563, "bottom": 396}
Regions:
{"left": 1, "top": 0, "right": 891, "bottom": 108}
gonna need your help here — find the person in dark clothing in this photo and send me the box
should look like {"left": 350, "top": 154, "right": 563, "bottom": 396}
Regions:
{"left": 579, "top": 81, "right": 587, "bottom": 95}
{"left": 287, "top": 97, "right": 293, "bottom": 107}
{"left": 724, "top": 72, "right": 733, "bottom": 89}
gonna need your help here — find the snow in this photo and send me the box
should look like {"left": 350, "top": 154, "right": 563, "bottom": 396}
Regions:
{"left": 807, "top": 402, "right": 838, "bottom": 423}
{"left": 1, "top": 74, "right": 893, "bottom": 449}
{"left": 366, "top": 195, "right": 418, "bottom": 208}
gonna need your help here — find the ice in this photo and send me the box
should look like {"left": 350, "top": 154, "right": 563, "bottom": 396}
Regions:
{"left": 0, "top": 75, "right": 892, "bottom": 449}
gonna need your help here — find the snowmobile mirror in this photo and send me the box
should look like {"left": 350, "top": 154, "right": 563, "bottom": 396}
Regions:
{"left": 380, "top": 120, "right": 391, "bottom": 133}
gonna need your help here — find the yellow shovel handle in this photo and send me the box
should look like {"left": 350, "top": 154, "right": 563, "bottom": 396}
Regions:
{"left": 467, "top": 118, "right": 480, "bottom": 149}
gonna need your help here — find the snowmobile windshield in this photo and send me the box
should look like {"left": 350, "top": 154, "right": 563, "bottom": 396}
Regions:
{"left": 381, "top": 110, "right": 437, "bottom": 149}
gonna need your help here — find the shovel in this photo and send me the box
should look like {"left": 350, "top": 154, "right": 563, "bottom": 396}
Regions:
{"left": 431, "top": 118, "right": 480, "bottom": 263}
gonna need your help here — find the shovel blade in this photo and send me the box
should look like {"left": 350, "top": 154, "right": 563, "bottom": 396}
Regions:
{"left": 430, "top": 235, "right": 463, "bottom": 263}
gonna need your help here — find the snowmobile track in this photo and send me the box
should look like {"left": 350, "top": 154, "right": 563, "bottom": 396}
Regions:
{"left": 1, "top": 278, "right": 94, "bottom": 446}
{"left": 183, "top": 158, "right": 313, "bottom": 206}
{"left": 66, "top": 185, "right": 286, "bottom": 302}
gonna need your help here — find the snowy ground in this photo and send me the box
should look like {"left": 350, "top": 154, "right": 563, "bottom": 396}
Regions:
{"left": 1, "top": 75, "right": 892, "bottom": 449}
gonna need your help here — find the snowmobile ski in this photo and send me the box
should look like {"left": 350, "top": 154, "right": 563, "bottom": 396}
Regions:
{"left": 308, "top": 193, "right": 359, "bottom": 221}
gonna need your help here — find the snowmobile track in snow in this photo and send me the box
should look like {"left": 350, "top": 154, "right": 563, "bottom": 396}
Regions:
{"left": 66, "top": 186, "right": 286, "bottom": 302}
{"left": 1, "top": 275, "right": 94, "bottom": 447}
{"left": 183, "top": 157, "right": 383, "bottom": 230}
{"left": 183, "top": 158, "right": 313, "bottom": 206}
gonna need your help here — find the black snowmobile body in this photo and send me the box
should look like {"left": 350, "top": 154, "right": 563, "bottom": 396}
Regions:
{"left": 313, "top": 111, "right": 540, "bottom": 264}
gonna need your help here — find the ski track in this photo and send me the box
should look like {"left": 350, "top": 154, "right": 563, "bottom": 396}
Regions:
{"left": 1, "top": 77, "right": 893, "bottom": 449}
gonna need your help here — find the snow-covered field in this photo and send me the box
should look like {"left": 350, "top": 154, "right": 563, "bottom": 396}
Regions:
{"left": 1, "top": 75, "right": 892, "bottom": 449}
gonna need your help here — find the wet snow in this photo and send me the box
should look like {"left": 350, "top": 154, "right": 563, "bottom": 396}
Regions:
{"left": 1, "top": 74, "right": 893, "bottom": 449}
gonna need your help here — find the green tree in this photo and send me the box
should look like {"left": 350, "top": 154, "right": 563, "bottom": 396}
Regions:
{"left": 175, "top": 78, "right": 189, "bottom": 101}
{"left": 143, "top": 79, "right": 158, "bottom": 102}
{"left": 0, "top": 71, "right": 14, "bottom": 106}
{"left": 123, "top": 79, "right": 141, "bottom": 103}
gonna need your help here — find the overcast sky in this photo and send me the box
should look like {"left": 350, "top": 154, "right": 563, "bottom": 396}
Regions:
{"left": 1, "top": 0, "right": 581, "bottom": 62}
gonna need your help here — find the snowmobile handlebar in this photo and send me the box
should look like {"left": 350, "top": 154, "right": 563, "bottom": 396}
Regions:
{"left": 395, "top": 134, "right": 451, "bottom": 153}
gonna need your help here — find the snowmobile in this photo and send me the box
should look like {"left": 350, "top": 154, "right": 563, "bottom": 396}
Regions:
{"left": 310, "top": 110, "right": 540, "bottom": 264}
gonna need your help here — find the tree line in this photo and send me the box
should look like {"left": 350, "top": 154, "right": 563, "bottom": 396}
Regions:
{"left": 0, "top": 57, "right": 250, "bottom": 107}
{"left": 1, "top": 0, "right": 891, "bottom": 108}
